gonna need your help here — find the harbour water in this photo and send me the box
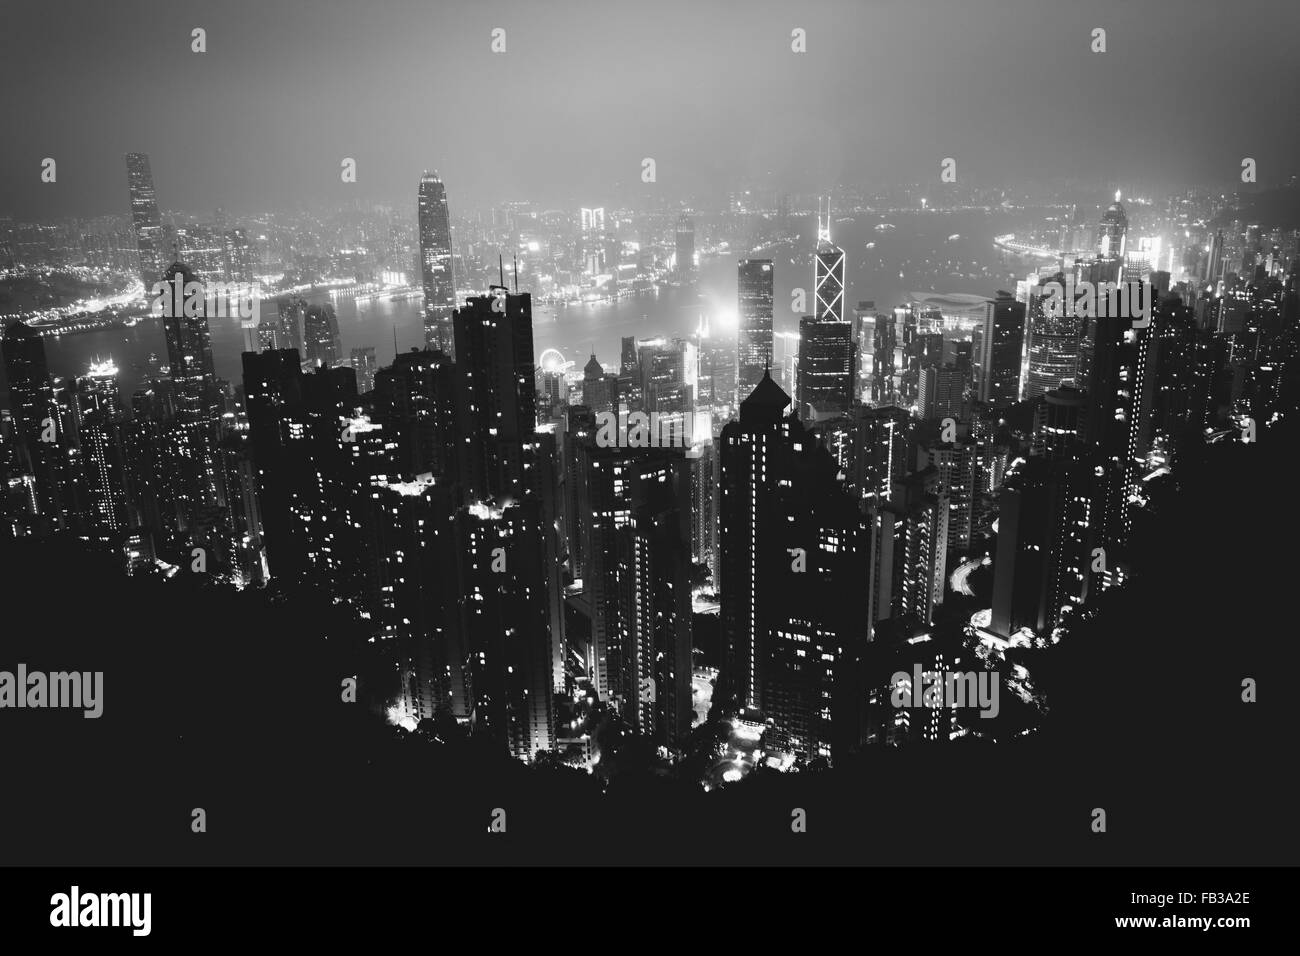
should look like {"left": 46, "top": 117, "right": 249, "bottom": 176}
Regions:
{"left": 33, "top": 209, "right": 1033, "bottom": 406}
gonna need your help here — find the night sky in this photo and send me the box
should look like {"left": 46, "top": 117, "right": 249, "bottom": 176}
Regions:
{"left": 2, "top": 0, "right": 1297, "bottom": 218}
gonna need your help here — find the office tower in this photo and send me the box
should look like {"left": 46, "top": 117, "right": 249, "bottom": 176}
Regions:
{"left": 260, "top": 296, "right": 306, "bottom": 354}
{"left": 637, "top": 337, "right": 696, "bottom": 440}
{"left": 537, "top": 369, "right": 568, "bottom": 422}
{"left": 1025, "top": 274, "right": 1082, "bottom": 400}
{"left": 1, "top": 320, "right": 63, "bottom": 527}
{"left": 990, "top": 453, "right": 1102, "bottom": 640}
{"left": 853, "top": 301, "right": 876, "bottom": 402}
{"left": 905, "top": 331, "right": 944, "bottom": 405}
{"left": 814, "top": 200, "right": 845, "bottom": 324}
{"left": 799, "top": 207, "right": 852, "bottom": 416}
{"left": 765, "top": 329, "right": 795, "bottom": 397}
{"left": 976, "top": 291, "right": 1026, "bottom": 406}
{"left": 737, "top": 259, "right": 774, "bottom": 400}
{"left": 1202, "top": 229, "right": 1224, "bottom": 284}
{"left": 350, "top": 346, "right": 378, "bottom": 394}
{"left": 582, "top": 352, "right": 613, "bottom": 414}
{"left": 797, "top": 314, "right": 854, "bottom": 416}
{"left": 126, "top": 152, "right": 165, "bottom": 285}
{"left": 618, "top": 336, "right": 642, "bottom": 412}
{"left": 918, "top": 363, "right": 964, "bottom": 421}
{"left": 718, "top": 370, "right": 870, "bottom": 763}
{"left": 159, "top": 261, "right": 220, "bottom": 421}
{"left": 1031, "top": 385, "right": 1086, "bottom": 459}
{"left": 871, "top": 310, "right": 897, "bottom": 404}
{"left": 452, "top": 287, "right": 538, "bottom": 504}
{"left": 418, "top": 172, "right": 457, "bottom": 354}
{"left": 1098, "top": 196, "right": 1128, "bottom": 258}
{"left": 303, "top": 303, "right": 341, "bottom": 368}
{"left": 675, "top": 214, "right": 695, "bottom": 279}
{"left": 73, "top": 360, "right": 123, "bottom": 427}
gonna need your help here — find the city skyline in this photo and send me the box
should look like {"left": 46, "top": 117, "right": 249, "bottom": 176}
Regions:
{"left": 1, "top": 0, "right": 1296, "bottom": 891}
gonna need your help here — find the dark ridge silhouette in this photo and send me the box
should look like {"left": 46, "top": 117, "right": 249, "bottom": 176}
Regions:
{"left": 1, "top": 413, "right": 1295, "bottom": 864}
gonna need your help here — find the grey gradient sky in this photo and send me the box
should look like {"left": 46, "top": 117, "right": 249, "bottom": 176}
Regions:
{"left": 2, "top": 0, "right": 1297, "bottom": 218}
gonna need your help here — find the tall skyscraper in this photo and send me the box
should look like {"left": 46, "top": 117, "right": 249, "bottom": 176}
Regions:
{"left": 976, "top": 291, "right": 1026, "bottom": 406}
{"left": 1098, "top": 194, "right": 1128, "bottom": 259}
{"left": 718, "top": 370, "right": 870, "bottom": 762}
{"left": 159, "top": 261, "right": 220, "bottom": 421}
{"left": 418, "top": 172, "right": 457, "bottom": 354}
{"left": 1025, "top": 274, "right": 1082, "bottom": 400}
{"left": 303, "top": 303, "right": 341, "bottom": 368}
{"left": 814, "top": 199, "right": 845, "bottom": 324}
{"left": 452, "top": 287, "right": 539, "bottom": 504}
{"left": 737, "top": 259, "right": 774, "bottom": 401}
{"left": 797, "top": 314, "right": 854, "bottom": 416}
{"left": 2, "top": 320, "right": 63, "bottom": 527}
{"left": 126, "top": 152, "right": 165, "bottom": 285}
{"left": 799, "top": 202, "right": 852, "bottom": 416}
{"left": 675, "top": 214, "right": 695, "bottom": 279}
{"left": 350, "top": 346, "right": 378, "bottom": 394}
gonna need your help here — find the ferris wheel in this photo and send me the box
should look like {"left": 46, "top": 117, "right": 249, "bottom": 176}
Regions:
{"left": 538, "top": 348, "right": 574, "bottom": 374}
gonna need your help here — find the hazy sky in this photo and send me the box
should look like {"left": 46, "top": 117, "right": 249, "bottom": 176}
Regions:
{"left": 2, "top": 0, "right": 1297, "bottom": 219}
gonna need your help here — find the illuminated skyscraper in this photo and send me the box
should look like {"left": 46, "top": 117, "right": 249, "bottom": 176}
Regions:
{"left": 797, "top": 315, "right": 853, "bottom": 415}
{"left": 1098, "top": 194, "right": 1128, "bottom": 259}
{"left": 126, "top": 152, "right": 165, "bottom": 285}
{"left": 718, "top": 370, "right": 869, "bottom": 762}
{"left": 418, "top": 172, "right": 457, "bottom": 354}
{"left": 976, "top": 291, "right": 1026, "bottom": 407}
{"left": 452, "top": 287, "right": 539, "bottom": 504}
{"left": 159, "top": 261, "right": 220, "bottom": 422}
{"left": 737, "top": 259, "right": 774, "bottom": 401}
{"left": 675, "top": 214, "right": 695, "bottom": 279}
{"left": 350, "top": 346, "right": 378, "bottom": 394}
{"left": 1, "top": 320, "right": 63, "bottom": 527}
{"left": 304, "top": 303, "right": 341, "bottom": 368}
{"left": 814, "top": 200, "right": 845, "bottom": 324}
{"left": 1025, "top": 274, "right": 1081, "bottom": 400}
{"left": 799, "top": 201, "right": 852, "bottom": 415}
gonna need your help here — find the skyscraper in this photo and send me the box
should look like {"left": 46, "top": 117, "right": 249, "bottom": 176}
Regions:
{"left": 718, "top": 370, "right": 870, "bottom": 762}
{"left": 976, "top": 291, "right": 1026, "bottom": 406}
{"left": 126, "top": 152, "right": 165, "bottom": 285}
{"left": 814, "top": 200, "right": 845, "bottom": 324}
{"left": 1025, "top": 274, "right": 1082, "bottom": 400}
{"left": 452, "top": 287, "right": 539, "bottom": 504}
{"left": 675, "top": 214, "right": 695, "bottom": 279}
{"left": 418, "top": 172, "right": 457, "bottom": 354}
{"left": 303, "top": 303, "right": 341, "bottom": 369}
{"left": 350, "top": 346, "right": 378, "bottom": 394}
{"left": 797, "top": 314, "right": 854, "bottom": 416}
{"left": 2, "top": 320, "right": 63, "bottom": 527}
{"left": 737, "top": 259, "right": 774, "bottom": 401}
{"left": 799, "top": 201, "right": 852, "bottom": 416}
